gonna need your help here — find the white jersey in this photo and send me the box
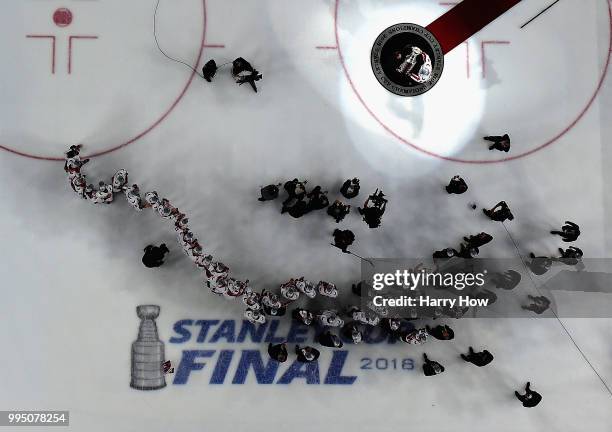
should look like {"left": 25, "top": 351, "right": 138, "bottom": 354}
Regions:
{"left": 317, "top": 281, "right": 338, "bottom": 298}
{"left": 144, "top": 191, "right": 160, "bottom": 209}
{"left": 112, "top": 169, "right": 128, "bottom": 193}
{"left": 352, "top": 310, "right": 380, "bottom": 326}
{"left": 206, "top": 261, "right": 229, "bottom": 280}
{"left": 186, "top": 243, "right": 203, "bottom": 261}
{"left": 208, "top": 274, "right": 228, "bottom": 295}
{"left": 64, "top": 156, "right": 84, "bottom": 177}
{"left": 95, "top": 184, "right": 114, "bottom": 204}
{"left": 244, "top": 308, "right": 266, "bottom": 324}
{"left": 179, "top": 231, "right": 196, "bottom": 253}
{"left": 318, "top": 310, "right": 344, "bottom": 328}
{"left": 402, "top": 328, "right": 428, "bottom": 345}
{"left": 157, "top": 198, "right": 174, "bottom": 219}
{"left": 280, "top": 280, "right": 300, "bottom": 301}
{"left": 174, "top": 215, "right": 189, "bottom": 231}
{"left": 223, "top": 278, "right": 247, "bottom": 300}
{"left": 261, "top": 291, "right": 282, "bottom": 310}
{"left": 242, "top": 288, "right": 262, "bottom": 311}
{"left": 70, "top": 174, "right": 87, "bottom": 199}
{"left": 194, "top": 254, "right": 213, "bottom": 270}
{"left": 295, "top": 277, "right": 316, "bottom": 299}
{"left": 125, "top": 185, "right": 145, "bottom": 211}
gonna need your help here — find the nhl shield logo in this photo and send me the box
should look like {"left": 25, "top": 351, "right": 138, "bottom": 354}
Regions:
{"left": 371, "top": 23, "right": 444, "bottom": 97}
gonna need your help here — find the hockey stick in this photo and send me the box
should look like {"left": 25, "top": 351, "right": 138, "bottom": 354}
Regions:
{"left": 330, "top": 244, "right": 375, "bottom": 266}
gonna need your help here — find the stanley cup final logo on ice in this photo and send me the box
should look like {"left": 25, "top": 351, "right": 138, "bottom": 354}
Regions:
{"left": 129, "top": 305, "right": 421, "bottom": 389}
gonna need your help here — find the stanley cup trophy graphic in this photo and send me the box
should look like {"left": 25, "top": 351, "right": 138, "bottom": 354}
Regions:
{"left": 130, "top": 305, "right": 166, "bottom": 390}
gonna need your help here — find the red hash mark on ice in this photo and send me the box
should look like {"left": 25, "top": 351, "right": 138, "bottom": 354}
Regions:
{"left": 26, "top": 35, "right": 56, "bottom": 74}
{"left": 68, "top": 35, "right": 98, "bottom": 74}
{"left": 438, "top": 2, "right": 510, "bottom": 79}
{"left": 204, "top": 44, "right": 225, "bottom": 48}
{"left": 481, "top": 40, "right": 510, "bottom": 78}
{"left": 316, "top": 45, "right": 338, "bottom": 50}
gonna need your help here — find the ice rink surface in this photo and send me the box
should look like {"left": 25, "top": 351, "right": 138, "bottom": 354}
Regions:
{"left": 1, "top": 0, "right": 612, "bottom": 430}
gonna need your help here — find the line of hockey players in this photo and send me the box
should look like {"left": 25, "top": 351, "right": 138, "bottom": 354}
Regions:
{"left": 64, "top": 145, "right": 345, "bottom": 326}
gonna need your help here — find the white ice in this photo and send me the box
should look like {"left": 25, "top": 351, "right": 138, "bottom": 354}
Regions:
{"left": 0, "top": 0, "right": 611, "bottom": 431}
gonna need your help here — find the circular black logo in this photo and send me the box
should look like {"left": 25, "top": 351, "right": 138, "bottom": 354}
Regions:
{"left": 371, "top": 23, "right": 444, "bottom": 97}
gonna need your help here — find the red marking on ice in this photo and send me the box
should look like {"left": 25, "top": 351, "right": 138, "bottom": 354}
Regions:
{"left": 53, "top": 8, "right": 73, "bottom": 28}
{"left": 204, "top": 44, "right": 225, "bottom": 48}
{"left": 2, "top": 0, "right": 208, "bottom": 161}
{"left": 26, "top": 35, "right": 56, "bottom": 74}
{"left": 316, "top": 45, "right": 338, "bottom": 50}
{"left": 68, "top": 36, "right": 98, "bottom": 74}
{"left": 332, "top": 0, "right": 612, "bottom": 163}
{"left": 439, "top": 2, "right": 469, "bottom": 78}
{"left": 481, "top": 40, "right": 510, "bottom": 78}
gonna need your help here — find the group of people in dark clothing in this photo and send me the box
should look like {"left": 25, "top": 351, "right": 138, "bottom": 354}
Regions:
{"left": 255, "top": 151, "right": 584, "bottom": 408}
{"left": 267, "top": 304, "right": 541, "bottom": 406}
{"left": 259, "top": 178, "right": 350, "bottom": 220}
{"left": 423, "top": 156, "right": 584, "bottom": 406}
{"left": 202, "top": 57, "right": 263, "bottom": 93}
{"left": 258, "top": 178, "right": 389, "bottom": 257}
{"left": 433, "top": 231, "right": 494, "bottom": 260}
{"left": 259, "top": 178, "right": 387, "bottom": 227}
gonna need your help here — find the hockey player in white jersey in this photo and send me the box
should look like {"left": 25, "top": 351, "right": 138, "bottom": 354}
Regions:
{"left": 242, "top": 288, "right": 262, "bottom": 311}
{"left": 245, "top": 308, "right": 266, "bottom": 324}
{"left": 318, "top": 310, "right": 344, "bottom": 327}
{"left": 224, "top": 278, "right": 247, "bottom": 300}
{"left": 144, "top": 191, "right": 160, "bottom": 209}
{"left": 261, "top": 290, "right": 283, "bottom": 311}
{"left": 178, "top": 230, "right": 197, "bottom": 253}
{"left": 157, "top": 198, "right": 176, "bottom": 219}
{"left": 174, "top": 214, "right": 190, "bottom": 235}
{"left": 400, "top": 327, "right": 428, "bottom": 345}
{"left": 179, "top": 230, "right": 201, "bottom": 257}
{"left": 317, "top": 281, "right": 338, "bottom": 298}
{"left": 125, "top": 184, "right": 147, "bottom": 211}
{"left": 194, "top": 254, "right": 213, "bottom": 270}
{"left": 294, "top": 277, "right": 316, "bottom": 299}
{"left": 84, "top": 183, "right": 95, "bottom": 201}
{"left": 91, "top": 181, "right": 113, "bottom": 204}
{"left": 64, "top": 145, "right": 89, "bottom": 178}
{"left": 348, "top": 307, "right": 380, "bottom": 326}
{"left": 207, "top": 273, "right": 228, "bottom": 295}
{"left": 70, "top": 174, "right": 88, "bottom": 199}
{"left": 204, "top": 260, "right": 230, "bottom": 285}
{"left": 186, "top": 242, "right": 204, "bottom": 263}
{"left": 280, "top": 280, "right": 300, "bottom": 302}
{"left": 111, "top": 169, "right": 128, "bottom": 193}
